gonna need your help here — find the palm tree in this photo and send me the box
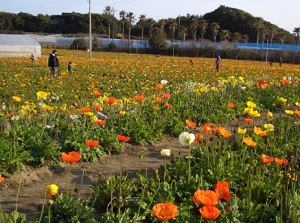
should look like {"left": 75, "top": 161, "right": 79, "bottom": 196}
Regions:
{"left": 126, "top": 12, "right": 135, "bottom": 49}
{"left": 293, "top": 27, "right": 300, "bottom": 45}
{"left": 178, "top": 26, "right": 188, "bottom": 41}
{"left": 104, "top": 6, "right": 113, "bottom": 41}
{"left": 119, "top": 10, "right": 126, "bottom": 39}
{"left": 138, "top": 14, "right": 147, "bottom": 41}
{"left": 167, "top": 19, "right": 178, "bottom": 42}
{"left": 252, "top": 17, "right": 264, "bottom": 46}
{"left": 158, "top": 19, "right": 166, "bottom": 30}
{"left": 189, "top": 17, "right": 198, "bottom": 41}
{"left": 220, "top": 29, "right": 231, "bottom": 41}
{"left": 210, "top": 22, "right": 220, "bottom": 42}
{"left": 268, "top": 27, "right": 277, "bottom": 45}
{"left": 199, "top": 19, "right": 208, "bottom": 40}
{"left": 147, "top": 18, "right": 156, "bottom": 38}
{"left": 231, "top": 32, "right": 242, "bottom": 43}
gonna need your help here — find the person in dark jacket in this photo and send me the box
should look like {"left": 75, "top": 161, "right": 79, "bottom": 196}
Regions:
{"left": 48, "top": 49, "right": 59, "bottom": 76}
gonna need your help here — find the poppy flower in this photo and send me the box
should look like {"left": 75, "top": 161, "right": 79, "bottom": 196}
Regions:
{"left": 61, "top": 151, "right": 81, "bottom": 164}
{"left": 264, "top": 124, "right": 275, "bottom": 132}
{"left": 135, "top": 95, "right": 144, "bottom": 102}
{"left": 36, "top": 91, "right": 48, "bottom": 99}
{"left": 80, "top": 106, "right": 92, "bottom": 113}
{"left": 280, "top": 77, "right": 290, "bottom": 85}
{"left": 165, "top": 102, "right": 173, "bottom": 109}
{"left": 95, "top": 119, "right": 106, "bottom": 126}
{"left": 214, "top": 181, "right": 232, "bottom": 202}
{"left": 107, "top": 97, "right": 116, "bottom": 105}
{"left": 12, "top": 96, "right": 21, "bottom": 102}
{"left": 245, "top": 118, "right": 253, "bottom": 124}
{"left": 185, "top": 119, "right": 197, "bottom": 128}
{"left": 274, "top": 158, "right": 289, "bottom": 165}
{"left": 155, "top": 83, "right": 164, "bottom": 90}
{"left": 152, "top": 202, "right": 178, "bottom": 221}
{"left": 199, "top": 205, "right": 221, "bottom": 220}
{"left": 227, "top": 102, "right": 235, "bottom": 109}
{"left": 194, "top": 133, "right": 204, "bottom": 144}
{"left": 85, "top": 139, "right": 99, "bottom": 148}
{"left": 179, "top": 132, "right": 195, "bottom": 146}
{"left": 254, "top": 126, "right": 268, "bottom": 137}
{"left": 162, "top": 92, "right": 170, "bottom": 99}
{"left": 160, "top": 149, "right": 171, "bottom": 157}
{"left": 152, "top": 106, "right": 159, "bottom": 110}
{"left": 261, "top": 154, "right": 274, "bottom": 164}
{"left": 95, "top": 105, "right": 103, "bottom": 112}
{"left": 295, "top": 110, "right": 300, "bottom": 118}
{"left": 285, "top": 110, "right": 294, "bottom": 115}
{"left": 203, "top": 123, "right": 212, "bottom": 134}
{"left": 46, "top": 184, "right": 59, "bottom": 196}
{"left": 193, "top": 190, "right": 219, "bottom": 206}
{"left": 237, "top": 127, "right": 247, "bottom": 134}
{"left": 119, "top": 110, "right": 126, "bottom": 116}
{"left": 155, "top": 98, "right": 163, "bottom": 104}
{"left": 93, "top": 89, "right": 101, "bottom": 96}
{"left": 0, "top": 175, "right": 4, "bottom": 183}
{"left": 243, "top": 137, "right": 257, "bottom": 147}
{"left": 220, "top": 128, "right": 232, "bottom": 138}
{"left": 117, "top": 134, "right": 130, "bottom": 142}
{"left": 213, "top": 126, "right": 223, "bottom": 134}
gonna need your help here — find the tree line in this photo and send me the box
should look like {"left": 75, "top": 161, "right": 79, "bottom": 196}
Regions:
{"left": 0, "top": 5, "right": 299, "bottom": 45}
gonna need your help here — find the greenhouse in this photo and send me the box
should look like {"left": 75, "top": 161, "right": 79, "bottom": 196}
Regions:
{"left": 0, "top": 34, "right": 41, "bottom": 57}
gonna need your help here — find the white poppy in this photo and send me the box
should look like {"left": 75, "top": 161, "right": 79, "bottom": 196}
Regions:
{"left": 160, "top": 149, "right": 171, "bottom": 157}
{"left": 179, "top": 132, "right": 195, "bottom": 146}
{"left": 161, "top": 79, "right": 168, "bottom": 85}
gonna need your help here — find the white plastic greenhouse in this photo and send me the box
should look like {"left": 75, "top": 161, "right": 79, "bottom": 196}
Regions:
{"left": 0, "top": 34, "right": 41, "bottom": 57}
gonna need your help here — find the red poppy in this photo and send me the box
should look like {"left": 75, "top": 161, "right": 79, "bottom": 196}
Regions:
{"left": 85, "top": 139, "right": 100, "bottom": 148}
{"left": 61, "top": 151, "right": 81, "bottom": 164}
{"left": 95, "top": 105, "right": 103, "bottom": 112}
{"left": 80, "top": 106, "right": 92, "bottom": 113}
{"left": 135, "top": 95, "right": 144, "bottom": 102}
{"left": 162, "top": 92, "right": 170, "bottom": 99}
{"left": 199, "top": 205, "right": 221, "bottom": 220}
{"left": 0, "top": 174, "right": 4, "bottom": 183}
{"left": 214, "top": 181, "right": 231, "bottom": 202}
{"left": 245, "top": 118, "right": 253, "bottom": 124}
{"left": 155, "top": 98, "right": 163, "bottom": 104}
{"left": 261, "top": 154, "right": 274, "bottom": 164}
{"left": 213, "top": 126, "right": 223, "bottom": 134}
{"left": 117, "top": 134, "right": 130, "bottom": 142}
{"left": 203, "top": 123, "right": 213, "bottom": 134}
{"left": 227, "top": 102, "right": 235, "bottom": 109}
{"left": 280, "top": 78, "right": 290, "bottom": 85}
{"left": 194, "top": 133, "right": 204, "bottom": 144}
{"left": 107, "top": 97, "right": 116, "bottom": 105}
{"left": 95, "top": 120, "right": 106, "bottom": 126}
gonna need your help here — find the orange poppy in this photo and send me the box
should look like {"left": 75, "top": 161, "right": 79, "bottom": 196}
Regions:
{"left": 117, "top": 134, "right": 130, "bottom": 142}
{"left": 261, "top": 154, "right": 274, "bottom": 164}
{"left": 152, "top": 202, "right": 178, "bottom": 221}
{"left": 95, "top": 120, "right": 106, "bottom": 126}
{"left": 85, "top": 139, "right": 99, "bottom": 148}
{"left": 213, "top": 126, "right": 223, "bottom": 134}
{"left": 243, "top": 137, "right": 257, "bottom": 147}
{"left": 93, "top": 89, "right": 101, "bottom": 96}
{"left": 193, "top": 190, "right": 219, "bottom": 206}
{"left": 152, "top": 106, "right": 160, "bottom": 110}
{"left": 0, "top": 174, "right": 4, "bottom": 183}
{"left": 185, "top": 119, "right": 197, "bottom": 128}
{"left": 295, "top": 109, "right": 300, "bottom": 118}
{"left": 214, "top": 181, "right": 231, "bottom": 202}
{"left": 220, "top": 128, "right": 232, "bottom": 138}
{"left": 107, "top": 97, "right": 116, "bottom": 105}
{"left": 280, "top": 78, "right": 290, "bottom": 85}
{"left": 155, "top": 83, "right": 164, "bottom": 90}
{"left": 245, "top": 118, "right": 253, "bottom": 124}
{"left": 165, "top": 102, "right": 173, "bottom": 109}
{"left": 227, "top": 102, "right": 235, "bottom": 109}
{"left": 61, "top": 151, "right": 81, "bottom": 164}
{"left": 194, "top": 133, "right": 204, "bottom": 144}
{"left": 95, "top": 105, "right": 103, "bottom": 112}
{"left": 254, "top": 127, "right": 268, "bottom": 137}
{"left": 260, "top": 83, "right": 268, "bottom": 90}
{"left": 135, "top": 95, "right": 144, "bottom": 102}
{"left": 80, "top": 106, "right": 92, "bottom": 113}
{"left": 199, "top": 205, "right": 221, "bottom": 220}
{"left": 203, "top": 123, "right": 213, "bottom": 134}
{"left": 274, "top": 158, "right": 289, "bottom": 165}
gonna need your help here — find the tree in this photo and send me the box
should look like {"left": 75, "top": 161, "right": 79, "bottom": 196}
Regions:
{"left": 220, "top": 29, "right": 231, "bottom": 41}
{"left": 138, "top": 14, "right": 147, "bottom": 41}
{"left": 126, "top": 12, "right": 135, "bottom": 49}
{"left": 148, "top": 27, "right": 167, "bottom": 53}
{"left": 167, "top": 19, "right": 178, "bottom": 42}
{"left": 147, "top": 18, "right": 156, "bottom": 38}
{"left": 119, "top": 10, "right": 126, "bottom": 39}
{"left": 189, "top": 17, "right": 198, "bottom": 41}
{"left": 104, "top": 6, "right": 113, "bottom": 41}
{"left": 199, "top": 19, "right": 208, "bottom": 39}
{"left": 158, "top": 19, "right": 166, "bottom": 30}
{"left": 231, "top": 32, "right": 242, "bottom": 42}
{"left": 293, "top": 27, "right": 300, "bottom": 45}
{"left": 252, "top": 17, "right": 264, "bottom": 46}
{"left": 178, "top": 26, "right": 188, "bottom": 41}
{"left": 210, "top": 22, "right": 220, "bottom": 42}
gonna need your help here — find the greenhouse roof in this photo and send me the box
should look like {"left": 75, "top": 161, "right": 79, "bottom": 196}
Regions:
{"left": 0, "top": 34, "right": 40, "bottom": 46}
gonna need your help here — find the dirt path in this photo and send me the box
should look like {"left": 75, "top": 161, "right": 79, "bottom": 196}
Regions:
{"left": 0, "top": 137, "right": 185, "bottom": 220}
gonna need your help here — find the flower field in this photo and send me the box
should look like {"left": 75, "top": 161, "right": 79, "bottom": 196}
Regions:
{"left": 0, "top": 49, "right": 300, "bottom": 222}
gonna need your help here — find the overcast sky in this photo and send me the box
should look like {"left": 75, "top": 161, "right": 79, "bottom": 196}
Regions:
{"left": 1, "top": 0, "right": 298, "bottom": 33}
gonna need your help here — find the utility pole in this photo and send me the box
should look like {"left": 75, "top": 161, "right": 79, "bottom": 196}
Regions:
{"left": 88, "top": 0, "right": 92, "bottom": 58}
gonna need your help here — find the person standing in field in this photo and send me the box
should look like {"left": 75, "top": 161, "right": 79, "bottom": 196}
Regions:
{"left": 30, "top": 54, "right": 36, "bottom": 68}
{"left": 48, "top": 49, "right": 59, "bottom": 76}
{"left": 68, "top": 61, "right": 73, "bottom": 74}
{"left": 216, "top": 54, "right": 221, "bottom": 72}
{"left": 279, "top": 56, "right": 283, "bottom": 67}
